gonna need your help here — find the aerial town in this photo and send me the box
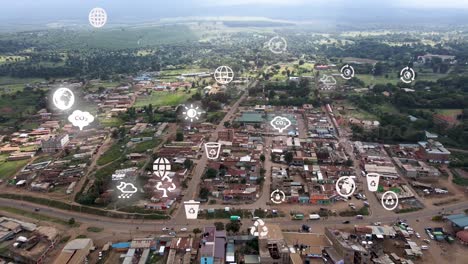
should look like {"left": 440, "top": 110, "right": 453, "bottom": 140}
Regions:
{"left": 0, "top": 1, "right": 468, "bottom": 264}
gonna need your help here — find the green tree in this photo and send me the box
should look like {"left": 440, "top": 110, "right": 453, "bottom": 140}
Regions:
{"left": 284, "top": 152, "right": 294, "bottom": 164}
{"left": 68, "top": 218, "right": 76, "bottom": 226}
{"left": 260, "top": 154, "right": 265, "bottom": 162}
{"left": 193, "top": 228, "right": 202, "bottom": 235}
{"left": 183, "top": 159, "right": 193, "bottom": 169}
{"left": 176, "top": 131, "right": 184, "bottom": 141}
{"left": 199, "top": 187, "right": 210, "bottom": 199}
{"left": 214, "top": 222, "right": 225, "bottom": 231}
{"left": 205, "top": 168, "right": 218, "bottom": 179}
{"left": 226, "top": 222, "right": 241, "bottom": 233}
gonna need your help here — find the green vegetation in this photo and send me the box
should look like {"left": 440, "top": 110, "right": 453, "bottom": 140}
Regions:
{"left": 339, "top": 206, "right": 369, "bottom": 217}
{"left": 452, "top": 169, "right": 468, "bottom": 186}
{"left": 0, "top": 206, "right": 80, "bottom": 227}
{"left": 132, "top": 139, "right": 160, "bottom": 153}
{"left": 0, "top": 159, "right": 29, "bottom": 180}
{"left": 134, "top": 90, "right": 195, "bottom": 107}
{"left": 0, "top": 193, "right": 169, "bottom": 220}
{"left": 97, "top": 143, "right": 124, "bottom": 166}
{"left": 86, "top": 226, "right": 104, "bottom": 233}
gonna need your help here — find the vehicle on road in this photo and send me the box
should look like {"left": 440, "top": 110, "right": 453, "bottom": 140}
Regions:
{"left": 162, "top": 227, "right": 170, "bottom": 231}
{"left": 252, "top": 216, "right": 260, "bottom": 221}
{"left": 180, "top": 228, "right": 188, "bottom": 231}
{"left": 169, "top": 231, "right": 176, "bottom": 236}
{"left": 309, "top": 214, "right": 320, "bottom": 220}
{"left": 415, "top": 232, "right": 421, "bottom": 238}
{"left": 343, "top": 220, "right": 350, "bottom": 224}
{"left": 34, "top": 208, "right": 40, "bottom": 212}
{"left": 421, "top": 245, "right": 429, "bottom": 250}
{"left": 292, "top": 214, "right": 304, "bottom": 220}
{"left": 230, "top": 216, "right": 241, "bottom": 221}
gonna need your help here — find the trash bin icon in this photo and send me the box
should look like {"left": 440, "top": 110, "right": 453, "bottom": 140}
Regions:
{"left": 184, "top": 200, "right": 200, "bottom": 220}
{"left": 366, "top": 173, "right": 380, "bottom": 192}
{"left": 204, "top": 142, "right": 221, "bottom": 160}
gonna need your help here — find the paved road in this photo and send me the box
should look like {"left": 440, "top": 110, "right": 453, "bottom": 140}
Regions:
{"left": 2, "top": 198, "right": 467, "bottom": 234}
{"left": 172, "top": 83, "right": 253, "bottom": 223}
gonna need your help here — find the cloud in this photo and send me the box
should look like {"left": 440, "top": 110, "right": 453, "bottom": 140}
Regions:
{"left": 68, "top": 110, "right": 95, "bottom": 130}
{"left": 117, "top": 182, "right": 137, "bottom": 194}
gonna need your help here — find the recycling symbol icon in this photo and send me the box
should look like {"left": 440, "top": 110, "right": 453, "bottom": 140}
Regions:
{"left": 370, "top": 181, "right": 376, "bottom": 187}
{"left": 189, "top": 208, "right": 195, "bottom": 214}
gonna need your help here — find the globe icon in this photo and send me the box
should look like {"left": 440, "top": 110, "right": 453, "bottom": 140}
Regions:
{"left": 153, "top": 157, "right": 171, "bottom": 179}
{"left": 214, "top": 66, "right": 234, "bottom": 85}
{"left": 89, "top": 7, "right": 107, "bottom": 28}
{"left": 52, "top": 88, "right": 75, "bottom": 110}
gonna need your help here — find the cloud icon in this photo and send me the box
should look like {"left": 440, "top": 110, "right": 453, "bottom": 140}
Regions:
{"left": 320, "top": 75, "right": 337, "bottom": 86}
{"left": 117, "top": 182, "right": 138, "bottom": 198}
{"left": 68, "top": 110, "right": 95, "bottom": 130}
{"left": 271, "top": 116, "right": 292, "bottom": 133}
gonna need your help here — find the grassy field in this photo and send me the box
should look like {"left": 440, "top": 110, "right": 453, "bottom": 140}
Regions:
{"left": 0, "top": 206, "right": 79, "bottom": 227}
{"left": 0, "top": 159, "right": 29, "bottom": 180}
{"left": 99, "top": 117, "right": 124, "bottom": 127}
{"left": 132, "top": 140, "right": 160, "bottom": 153}
{"left": 134, "top": 90, "right": 195, "bottom": 107}
{"left": 97, "top": 143, "right": 124, "bottom": 166}
{"left": 358, "top": 74, "right": 398, "bottom": 86}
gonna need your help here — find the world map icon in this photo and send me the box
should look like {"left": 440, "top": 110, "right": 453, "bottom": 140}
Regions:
{"left": 214, "top": 66, "right": 234, "bottom": 85}
{"left": 153, "top": 157, "right": 171, "bottom": 179}
{"left": 52, "top": 88, "right": 75, "bottom": 110}
{"left": 89, "top": 7, "right": 107, "bottom": 28}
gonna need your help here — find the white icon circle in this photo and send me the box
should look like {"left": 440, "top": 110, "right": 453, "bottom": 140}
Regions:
{"left": 340, "top": 65, "right": 355, "bottom": 80}
{"left": 400, "top": 67, "right": 415, "bottom": 84}
{"left": 250, "top": 219, "right": 268, "bottom": 237}
{"left": 270, "top": 189, "right": 286, "bottom": 204}
{"left": 182, "top": 104, "right": 202, "bottom": 122}
{"left": 52, "top": 88, "right": 75, "bottom": 110}
{"left": 89, "top": 7, "right": 107, "bottom": 28}
{"left": 335, "top": 176, "right": 356, "bottom": 198}
{"left": 381, "top": 191, "right": 399, "bottom": 211}
{"left": 268, "top": 36, "right": 287, "bottom": 54}
{"left": 214, "top": 66, "right": 234, "bottom": 85}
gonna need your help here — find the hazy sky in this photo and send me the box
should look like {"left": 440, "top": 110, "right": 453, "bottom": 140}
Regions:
{"left": 1, "top": 0, "right": 468, "bottom": 24}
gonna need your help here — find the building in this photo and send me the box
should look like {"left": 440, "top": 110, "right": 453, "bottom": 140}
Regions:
{"left": 446, "top": 214, "right": 468, "bottom": 231}
{"left": 393, "top": 158, "right": 440, "bottom": 178}
{"left": 417, "top": 141, "right": 450, "bottom": 164}
{"left": 199, "top": 227, "right": 226, "bottom": 264}
{"left": 324, "top": 228, "right": 371, "bottom": 264}
{"left": 259, "top": 224, "right": 290, "bottom": 264}
{"left": 54, "top": 238, "right": 94, "bottom": 264}
{"left": 456, "top": 230, "right": 468, "bottom": 245}
{"left": 41, "top": 134, "right": 69, "bottom": 153}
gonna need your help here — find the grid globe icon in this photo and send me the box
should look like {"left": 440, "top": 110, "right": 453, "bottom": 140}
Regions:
{"left": 214, "top": 66, "right": 234, "bottom": 85}
{"left": 89, "top": 7, "right": 107, "bottom": 28}
{"left": 153, "top": 157, "right": 171, "bottom": 179}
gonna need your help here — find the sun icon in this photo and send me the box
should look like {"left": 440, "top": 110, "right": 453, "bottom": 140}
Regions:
{"left": 183, "top": 104, "right": 202, "bottom": 122}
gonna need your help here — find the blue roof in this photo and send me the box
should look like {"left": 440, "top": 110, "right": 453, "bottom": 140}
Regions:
{"left": 112, "top": 242, "right": 130, "bottom": 249}
{"left": 446, "top": 214, "right": 468, "bottom": 228}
